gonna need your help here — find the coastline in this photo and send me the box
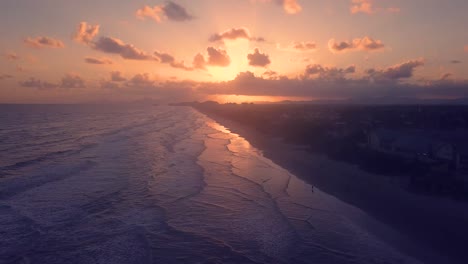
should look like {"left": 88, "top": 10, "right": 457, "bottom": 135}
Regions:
{"left": 195, "top": 107, "right": 468, "bottom": 264}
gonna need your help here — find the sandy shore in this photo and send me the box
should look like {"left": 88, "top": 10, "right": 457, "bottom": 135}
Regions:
{"left": 196, "top": 108, "right": 468, "bottom": 264}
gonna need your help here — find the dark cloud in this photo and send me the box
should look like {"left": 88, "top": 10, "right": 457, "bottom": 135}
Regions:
{"left": 247, "top": 48, "right": 271, "bottom": 67}
{"left": 154, "top": 51, "right": 193, "bottom": 71}
{"left": 154, "top": 51, "right": 175, "bottom": 64}
{"left": 101, "top": 81, "right": 120, "bottom": 89}
{"left": 74, "top": 22, "right": 100, "bottom": 44}
{"left": 0, "top": 74, "right": 13, "bottom": 80}
{"left": 136, "top": 1, "right": 194, "bottom": 23}
{"left": 61, "top": 74, "right": 85, "bottom": 88}
{"left": 24, "top": 36, "right": 65, "bottom": 49}
{"left": 369, "top": 58, "right": 424, "bottom": 80}
{"left": 84, "top": 57, "right": 113, "bottom": 65}
{"left": 209, "top": 28, "right": 265, "bottom": 42}
{"left": 328, "top": 37, "right": 385, "bottom": 53}
{"left": 111, "top": 71, "right": 127, "bottom": 82}
{"left": 126, "top": 73, "right": 156, "bottom": 87}
{"left": 289, "top": 42, "right": 317, "bottom": 52}
{"left": 21, "top": 74, "right": 84, "bottom": 89}
{"left": 163, "top": 1, "right": 194, "bottom": 21}
{"left": 93, "top": 37, "right": 153, "bottom": 60}
{"left": 19, "top": 78, "right": 58, "bottom": 89}
{"left": 305, "top": 64, "right": 356, "bottom": 80}
{"left": 451, "top": 60, "right": 462, "bottom": 64}
{"left": 206, "top": 47, "right": 231, "bottom": 67}
{"left": 263, "top": 70, "right": 278, "bottom": 79}
{"left": 195, "top": 70, "right": 468, "bottom": 101}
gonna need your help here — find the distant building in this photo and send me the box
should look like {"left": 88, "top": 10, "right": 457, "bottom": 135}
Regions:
{"left": 368, "top": 128, "right": 455, "bottom": 163}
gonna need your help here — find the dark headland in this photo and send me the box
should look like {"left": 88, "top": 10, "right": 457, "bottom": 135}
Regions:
{"left": 176, "top": 101, "right": 468, "bottom": 264}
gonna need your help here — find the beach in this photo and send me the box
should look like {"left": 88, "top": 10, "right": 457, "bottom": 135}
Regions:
{"left": 196, "top": 107, "right": 468, "bottom": 264}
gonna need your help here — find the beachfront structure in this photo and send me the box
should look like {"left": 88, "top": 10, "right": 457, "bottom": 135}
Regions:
{"left": 368, "top": 128, "right": 455, "bottom": 163}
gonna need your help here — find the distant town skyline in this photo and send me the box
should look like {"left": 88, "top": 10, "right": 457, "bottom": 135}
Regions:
{"left": 0, "top": 0, "right": 467, "bottom": 103}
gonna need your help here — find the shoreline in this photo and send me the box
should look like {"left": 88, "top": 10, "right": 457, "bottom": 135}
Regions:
{"left": 194, "top": 107, "right": 468, "bottom": 264}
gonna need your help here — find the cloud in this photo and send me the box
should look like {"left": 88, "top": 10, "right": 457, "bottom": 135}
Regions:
{"left": 253, "top": 0, "right": 302, "bottom": 14}
{"left": 247, "top": 48, "right": 271, "bottom": 67}
{"left": 19, "top": 74, "right": 86, "bottom": 90}
{"left": 136, "top": 1, "right": 194, "bottom": 23}
{"left": 93, "top": 37, "right": 153, "bottom": 60}
{"left": 61, "top": 73, "right": 85, "bottom": 88}
{"left": 84, "top": 57, "right": 113, "bottom": 65}
{"left": 126, "top": 73, "right": 156, "bottom": 87}
{"left": 209, "top": 28, "right": 265, "bottom": 42}
{"left": 281, "top": 0, "right": 302, "bottom": 14}
{"left": 111, "top": 71, "right": 127, "bottom": 82}
{"left": 194, "top": 69, "right": 468, "bottom": 102}
{"left": 262, "top": 70, "right": 278, "bottom": 79}
{"left": 193, "top": 53, "right": 206, "bottom": 70}
{"left": 440, "top": 73, "right": 452, "bottom": 81}
{"left": 350, "top": 0, "right": 400, "bottom": 15}
{"left": 278, "top": 41, "right": 317, "bottom": 52}
{"left": 206, "top": 47, "right": 231, "bottom": 67}
{"left": 290, "top": 42, "right": 317, "bottom": 52}
{"left": 4, "top": 52, "right": 20, "bottom": 61}
{"left": 0, "top": 74, "right": 13, "bottom": 80}
{"left": 328, "top": 37, "right": 385, "bottom": 53}
{"left": 154, "top": 50, "right": 193, "bottom": 71}
{"left": 451, "top": 60, "right": 462, "bottom": 64}
{"left": 101, "top": 81, "right": 120, "bottom": 89}
{"left": 24, "top": 36, "right": 65, "bottom": 49}
{"left": 74, "top": 22, "right": 100, "bottom": 44}
{"left": 465, "top": 45, "right": 468, "bottom": 52}
{"left": 20, "top": 78, "right": 58, "bottom": 89}
{"left": 304, "top": 64, "right": 356, "bottom": 80}
{"left": 368, "top": 58, "right": 425, "bottom": 80}
{"left": 191, "top": 47, "right": 231, "bottom": 69}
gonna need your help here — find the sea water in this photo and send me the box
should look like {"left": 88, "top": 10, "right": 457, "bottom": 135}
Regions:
{"left": 0, "top": 105, "right": 420, "bottom": 263}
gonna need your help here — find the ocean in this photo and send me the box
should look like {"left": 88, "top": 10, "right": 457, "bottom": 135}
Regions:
{"left": 0, "top": 104, "right": 420, "bottom": 263}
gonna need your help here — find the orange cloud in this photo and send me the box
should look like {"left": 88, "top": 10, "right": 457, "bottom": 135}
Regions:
{"left": 350, "top": 0, "right": 400, "bottom": 15}
{"left": 278, "top": 41, "right": 317, "bottom": 52}
{"left": 4, "top": 52, "right": 20, "bottom": 61}
{"left": 24, "top": 36, "right": 65, "bottom": 49}
{"left": 207, "top": 47, "right": 231, "bottom": 67}
{"left": 193, "top": 53, "right": 206, "bottom": 70}
{"left": 282, "top": 0, "right": 302, "bottom": 14}
{"left": 253, "top": 0, "right": 302, "bottom": 14}
{"left": 190, "top": 47, "right": 231, "bottom": 70}
{"left": 247, "top": 48, "right": 271, "bottom": 67}
{"left": 328, "top": 37, "right": 385, "bottom": 53}
{"left": 136, "top": 1, "right": 194, "bottom": 23}
{"left": 74, "top": 22, "right": 100, "bottom": 44}
{"left": 465, "top": 45, "right": 468, "bottom": 52}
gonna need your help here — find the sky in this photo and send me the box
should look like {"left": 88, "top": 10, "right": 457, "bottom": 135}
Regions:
{"left": 0, "top": 0, "right": 467, "bottom": 103}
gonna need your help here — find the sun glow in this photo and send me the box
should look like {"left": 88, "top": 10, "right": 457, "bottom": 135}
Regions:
{"left": 209, "top": 39, "right": 251, "bottom": 81}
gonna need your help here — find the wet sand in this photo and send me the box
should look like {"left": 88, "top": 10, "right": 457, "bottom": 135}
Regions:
{"left": 197, "top": 108, "right": 468, "bottom": 264}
